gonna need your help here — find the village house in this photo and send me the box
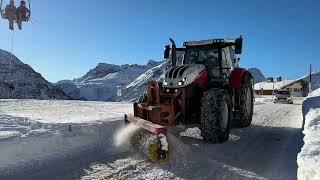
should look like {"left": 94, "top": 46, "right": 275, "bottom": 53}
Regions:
{"left": 254, "top": 77, "right": 308, "bottom": 97}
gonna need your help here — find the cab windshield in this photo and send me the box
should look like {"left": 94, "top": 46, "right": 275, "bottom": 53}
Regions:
{"left": 184, "top": 47, "right": 220, "bottom": 68}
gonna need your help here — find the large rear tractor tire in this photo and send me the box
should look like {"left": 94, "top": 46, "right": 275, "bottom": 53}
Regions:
{"left": 238, "top": 75, "right": 254, "bottom": 127}
{"left": 200, "top": 89, "right": 232, "bottom": 143}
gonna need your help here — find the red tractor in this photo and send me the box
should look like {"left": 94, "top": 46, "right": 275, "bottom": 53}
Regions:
{"left": 125, "top": 36, "right": 254, "bottom": 162}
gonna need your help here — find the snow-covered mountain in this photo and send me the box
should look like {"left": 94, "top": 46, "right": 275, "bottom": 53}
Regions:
{"left": 115, "top": 61, "right": 170, "bottom": 102}
{"left": 56, "top": 60, "right": 161, "bottom": 101}
{"left": 77, "top": 63, "right": 121, "bottom": 82}
{"left": 54, "top": 80, "right": 81, "bottom": 100}
{"left": 0, "top": 49, "right": 69, "bottom": 100}
{"left": 248, "top": 68, "right": 266, "bottom": 83}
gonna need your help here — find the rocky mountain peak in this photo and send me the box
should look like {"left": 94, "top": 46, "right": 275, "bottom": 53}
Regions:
{"left": 248, "top": 68, "right": 266, "bottom": 83}
{"left": 0, "top": 49, "right": 69, "bottom": 100}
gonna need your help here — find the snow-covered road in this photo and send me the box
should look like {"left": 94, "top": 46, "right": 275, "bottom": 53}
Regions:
{"left": 0, "top": 99, "right": 303, "bottom": 180}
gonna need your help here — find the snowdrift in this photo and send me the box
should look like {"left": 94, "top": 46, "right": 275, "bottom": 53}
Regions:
{"left": 0, "top": 100, "right": 132, "bottom": 177}
{"left": 298, "top": 88, "right": 320, "bottom": 180}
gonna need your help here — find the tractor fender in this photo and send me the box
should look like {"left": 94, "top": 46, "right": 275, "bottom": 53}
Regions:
{"left": 229, "top": 68, "right": 253, "bottom": 89}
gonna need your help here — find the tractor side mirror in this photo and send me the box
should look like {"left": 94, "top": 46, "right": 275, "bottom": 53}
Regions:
{"left": 164, "top": 45, "right": 171, "bottom": 59}
{"left": 235, "top": 36, "right": 243, "bottom": 54}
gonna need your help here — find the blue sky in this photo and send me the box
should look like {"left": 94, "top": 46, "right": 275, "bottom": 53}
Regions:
{"left": 0, "top": 0, "right": 319, "bottom": 82}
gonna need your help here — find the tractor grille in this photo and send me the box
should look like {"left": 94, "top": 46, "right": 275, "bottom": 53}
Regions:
{"left": 166, "top": 65, "right": 190, "bottom": 78}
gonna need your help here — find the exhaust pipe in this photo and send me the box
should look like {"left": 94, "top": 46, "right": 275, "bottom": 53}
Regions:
{"left": 169, "top": 38, "right": 176, "bottom": 67}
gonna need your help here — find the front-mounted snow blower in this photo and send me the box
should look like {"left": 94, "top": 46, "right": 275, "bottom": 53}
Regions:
{"left": 125, "top": 36, "right": 254, "bottom": 163}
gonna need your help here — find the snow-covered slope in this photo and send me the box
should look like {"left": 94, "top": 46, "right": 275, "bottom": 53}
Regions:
{"left": 298, "top": 88, "right": 320, "bottom": 180}
{"left": 248, "top": 68, "right": 266, "bottom": 83}
{"left": 78, "top": 63, "right": 121, "bottom": 82}
{"left": 116, "top": 61, "right": 170, "bottom": 102}
{"left": 56, "top": 60, "right": 161, "bottom": 101}
{"left": 0, "top": 49, "right": 69, "bottom": 100}
{"left": 54, "top": 80, "right": 81, "bottom": 100}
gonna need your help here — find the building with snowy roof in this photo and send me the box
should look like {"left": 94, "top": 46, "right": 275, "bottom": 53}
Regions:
{"left": 254, "top": 77, "right": 308, "bottom": 97}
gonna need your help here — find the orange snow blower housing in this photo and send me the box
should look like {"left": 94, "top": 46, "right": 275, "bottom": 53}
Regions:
{"left": 125, "top": 80, "right": 188, "bottom": 135}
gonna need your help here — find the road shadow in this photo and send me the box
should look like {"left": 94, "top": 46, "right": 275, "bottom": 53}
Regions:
{"left": 172, "top": 124, "right": 304, "bottom": 180}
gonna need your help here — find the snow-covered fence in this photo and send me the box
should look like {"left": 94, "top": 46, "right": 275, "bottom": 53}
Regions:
{"left": 297, "top": 88, "right": 320, "bottom": 180}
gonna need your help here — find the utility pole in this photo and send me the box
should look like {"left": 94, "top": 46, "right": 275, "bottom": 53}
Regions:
{"left": 309, "top": 64, "right": 312, "bottom": 94}
{"left": 272, "top": 80, "right": 275, "bottom": 98}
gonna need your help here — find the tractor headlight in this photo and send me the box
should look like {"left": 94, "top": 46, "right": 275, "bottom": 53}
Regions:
{"left": 163, "top": 80, "right": 168, "bottom": 86}
{"left": 177, "top": 77, "right": 187, "bottom": 86}
{"left": 182, "top": 77, "right": 187, "bottom": 83}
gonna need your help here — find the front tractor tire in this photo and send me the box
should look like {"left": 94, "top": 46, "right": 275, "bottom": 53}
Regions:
{"left": 238, "top": 75, "right": 254, "bottom": 127}
{"left": 200, "top": 89, "right": 232, "bottom": 143}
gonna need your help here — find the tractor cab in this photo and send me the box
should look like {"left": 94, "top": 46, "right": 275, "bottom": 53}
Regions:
{"left": 163, "top": 36, "right": 243, "bottom": 89}
{"left": 183, "top": 38, "right": 242, "bottom": 77}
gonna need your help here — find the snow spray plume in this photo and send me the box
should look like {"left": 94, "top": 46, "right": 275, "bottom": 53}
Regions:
{"left": 166, "top": 133, "right": 191, "bottom": 161}
{"left": 114, "top": 123, "right": 140, "bottom": 147}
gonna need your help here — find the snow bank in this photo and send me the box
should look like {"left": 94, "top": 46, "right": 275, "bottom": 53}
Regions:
{"left": 0, "top": 100, "right": 132, "bottom": 176}
{"left": 0, "top": 99, "right": 132, "bottom": 123}
{"left": 254, "top": 95, "right": 274, "bottom": 103}
{"left": 308, "top": 88, "right": 320, "bottom": 97}
{"left": 0, "top": 131, "right": 21, "bottom": 140}
{"left": 298, "top": 88, "right": 320, "bottom": 180}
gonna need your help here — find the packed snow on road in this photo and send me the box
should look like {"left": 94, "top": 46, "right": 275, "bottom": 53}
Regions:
{"left": 0, "top": 98, "right": 304, "bottom": 180}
